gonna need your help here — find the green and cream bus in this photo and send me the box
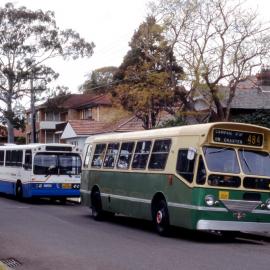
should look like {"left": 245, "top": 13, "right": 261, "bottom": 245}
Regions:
{"left": 81, "top": 122, "right": 270, "bottom": 235}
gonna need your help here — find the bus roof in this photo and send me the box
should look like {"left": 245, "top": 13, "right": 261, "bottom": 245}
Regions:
{"left": 0, "top": 143, "right": 74, "bottom": 151}
{"left": 85, "top": 122, "right": 270, "bottom": 144}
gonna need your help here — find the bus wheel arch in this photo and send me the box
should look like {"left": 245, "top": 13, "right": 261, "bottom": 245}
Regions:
{"left": 91, "top": 186, "right": 104, "bottom": 220}
{"left": 151, "top": 192, "right": 170, "bottom": 236}
{"left": 16, "top": 180, "right": 23, "bottom": 200}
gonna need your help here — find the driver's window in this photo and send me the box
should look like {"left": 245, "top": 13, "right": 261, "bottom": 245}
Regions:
{"left": 176, "top": 149, "right": 196, "bottom": 183}
{"left": 196, "top": 156, "right": 206, "bottom": 185}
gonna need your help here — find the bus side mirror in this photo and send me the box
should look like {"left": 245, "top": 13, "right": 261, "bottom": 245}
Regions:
{"left": 187, "top": 147, "right": 197, "bottom": 160}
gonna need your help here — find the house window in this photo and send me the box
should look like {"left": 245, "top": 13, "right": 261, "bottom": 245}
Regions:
{"left": 36, "top": 111, "right": 40, "bottom": 122}
{"left": 27, "top": 114, "right": 31, "bottom": 125}
{"left": 46, "top": 131, "right": 54, "bottom": 143}
{"left": 45, "top": 112, "right": 60, "bottom": 121}
{"left": 81, "top": 109, "right": 92, "bottom": 120}
{"left": 55, "top": 134, "right": 60, "bottom": 143}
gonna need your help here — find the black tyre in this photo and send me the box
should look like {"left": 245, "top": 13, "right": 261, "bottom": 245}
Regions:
{"left": 221, "top": 231, "right": 239, "bottom": 240}
{"left": 91, "top": 191, "right": 104, "bottom": 221}
{"left": 16, "top": 182, "right": 23, "bottom": 201}
{"left": 153, "top": 200, "right": 170, "bottom": 236}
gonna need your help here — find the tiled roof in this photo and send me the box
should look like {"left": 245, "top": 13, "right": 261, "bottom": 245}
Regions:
{"left": 73, "top": 94, "right": 111, "bottom": 109}
{"left": 224, "top": 76, "right": 270, "bottom": 109}
{"left": 113, "top": 116, "right": 145, "bottom": 132}
{"left": 68, "top": 120, "right": 109, "bottom": 135}
{"left": 68, "top": 116, "right": 145, "bottom": 136}
{"left": 34, "top": 94, "right": 112, "bottom": 111}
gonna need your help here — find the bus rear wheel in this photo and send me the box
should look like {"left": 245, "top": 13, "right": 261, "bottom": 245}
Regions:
{"left": 16, "top": 182, "right": 23, "bottom": 201}
{"left": 91, "top": 191, "right": 104, "bottom": 221}
{"left": 153, "top": 200, "right": 170, "bottom": 236}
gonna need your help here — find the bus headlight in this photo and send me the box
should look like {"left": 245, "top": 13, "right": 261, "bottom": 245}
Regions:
{"left": 266, "top": 199, "right": 270, "bottom": 210}
{"left": 205, "top": 195, "right": 215, "bottom": 206}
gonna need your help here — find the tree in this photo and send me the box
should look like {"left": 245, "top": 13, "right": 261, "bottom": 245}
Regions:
{"left": 81, "top": 66, "right": 118, "bottom": 94}
{"left": 150, "top": 0, "right": 270, "bottom": 121}
{"left": 113, "top": 16, "right": 183, "bottom": 129}
{"left": 0, "top": 3, "right": 95, "bottom": 142}
{"left": 232, "top": 110, "right": 270, "bottom": 128}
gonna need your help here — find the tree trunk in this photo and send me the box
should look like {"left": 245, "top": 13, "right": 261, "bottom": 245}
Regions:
{"left": 6, "top": 84, "right": 15, "bottom": 143}
{"left": 225, "top": 84, "right": 237, "bottom": 121}
{"left": 30, "top": 78, "right": 37, "bottom": 143}
{"left": 6, "top": 115, "right": 14, "bottom": 143}
{"left": 210, "top": 86, "right": 226, "bottom": 121}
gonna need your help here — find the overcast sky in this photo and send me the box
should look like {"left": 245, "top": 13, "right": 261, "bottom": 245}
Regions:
{"left": 0, "top": 0, "right": 270, "bottom": 93}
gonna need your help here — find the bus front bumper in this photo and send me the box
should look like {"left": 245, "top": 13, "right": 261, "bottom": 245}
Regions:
{"left": 197, "top": 220, "right": 270, "bottom": 232}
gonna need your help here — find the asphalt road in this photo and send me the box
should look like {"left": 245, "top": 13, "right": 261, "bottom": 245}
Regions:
{"left": 0, "top": 195, "right": 270, "bottom": 270}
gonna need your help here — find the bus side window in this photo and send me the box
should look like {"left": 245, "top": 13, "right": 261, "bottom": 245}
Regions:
{"left": 117, "top": 142, "right": 134, "bottom": 169}
{"left": 176, "top": 149, "right": 196, "bottom": 183}
{"left": 132, "top": 141, "right": 152, "bottom": 169}
{"left": 15, "top": 150, "right": 23, "bottom": 167}
{"left": 91, "top": 144, "right": 106, "bottom": 168}
{"left": 6, "top": 150, "right": 11, "bottom": 166}
{"left": 148, "top": 139, "right": 171, "bottom": 170}
{"left": 83, "top": 144, "right": 92, "bottom": 168}
{"left": 103, "top": 143, "right": 120, "bottom": 168}
{"left": 196, "top": 156, "right": 206, "bottom": 185}
{"left": 24, "top": 150, "right": 32, "bottom": 170}
{"left": 0, "top": 150, "right": 4, "bottom": 166}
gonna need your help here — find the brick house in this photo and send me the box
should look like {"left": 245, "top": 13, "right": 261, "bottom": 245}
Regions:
{"left": 25, "top": 93, "right": 145, "bottom": 148}
{"left": 59, "top": 116, "right": 145, "bottom": 151}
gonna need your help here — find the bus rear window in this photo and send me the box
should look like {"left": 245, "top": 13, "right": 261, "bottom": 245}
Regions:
{"left": 34, "top": 153, "right": 81, "bottom": 175}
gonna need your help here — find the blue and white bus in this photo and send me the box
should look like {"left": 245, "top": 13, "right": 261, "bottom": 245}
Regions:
{"left": 0, "top": 143, "right": 81, "bottom": 200}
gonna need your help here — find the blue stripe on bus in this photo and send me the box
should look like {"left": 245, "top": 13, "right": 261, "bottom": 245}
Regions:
{"left": 0, "top": 180, "right": 80, "bottom": 198}
{"left": 0, "top": 180, "right": 15, "bottom": 195}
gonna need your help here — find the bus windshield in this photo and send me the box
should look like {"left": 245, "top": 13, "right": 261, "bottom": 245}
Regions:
{"left": 238, "top": 149, "right": 270, "bottom": 176}
{"left": 203, "top": 146, "right": 240, "bottom": 173}
{"left": 33, "top": 153, "right": 82, "bottom": 175}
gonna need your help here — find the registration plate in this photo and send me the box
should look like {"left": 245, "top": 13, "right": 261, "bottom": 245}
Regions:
{"left": 62, "top": 183, "right": 72, "bottom": 189}
{"left": 219, "top": 191, "right": 229, "bottom": 200}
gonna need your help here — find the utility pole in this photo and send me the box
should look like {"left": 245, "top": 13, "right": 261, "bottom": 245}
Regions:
{"left": 30, "top": 77, "right": 37, "bottom": 143}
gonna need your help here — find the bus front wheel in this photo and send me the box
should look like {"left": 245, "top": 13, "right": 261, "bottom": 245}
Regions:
{"left": 91, "top": 191, "right": 104, "bottom": 221}
{"left": 153, "top": 200, "right": 170, "bottom": 236}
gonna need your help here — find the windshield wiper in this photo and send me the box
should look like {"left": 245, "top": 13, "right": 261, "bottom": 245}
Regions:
{"left": 241, "top": 149, "right": 252, "bottom": 172}
{"left": 207, "top": 148, "right": 229, "bottom": 155}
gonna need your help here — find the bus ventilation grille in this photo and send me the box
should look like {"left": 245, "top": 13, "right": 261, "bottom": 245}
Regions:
{"left": 220, "top": 199, "right": 261, "bottom": 213}
{"left": 0, "top": 258, "right": 22, "bottom": 269}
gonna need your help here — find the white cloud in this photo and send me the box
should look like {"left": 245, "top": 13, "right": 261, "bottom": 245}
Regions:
{"left": 0, "top": 0, "right": 269, "bottom": 92}
{"left": 1, "top": 0, "right": 149, "bottom": 91}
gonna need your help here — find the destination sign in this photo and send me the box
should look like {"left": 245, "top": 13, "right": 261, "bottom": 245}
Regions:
{"left": 213, "top": 129, "right": 263, "bottom": 147}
